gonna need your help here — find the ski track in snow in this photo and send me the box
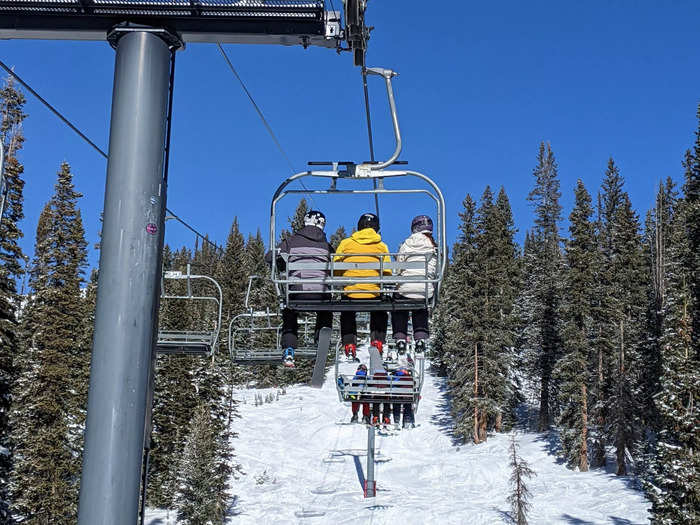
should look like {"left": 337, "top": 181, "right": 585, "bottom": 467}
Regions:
{"left": 146, "top": 346, "right": 650, "bottom": 524}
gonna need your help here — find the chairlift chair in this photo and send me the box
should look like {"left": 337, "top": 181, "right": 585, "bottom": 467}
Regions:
{"left": 269, "top": 68, "right": 447, "bottom": 314}
{"left": 156, "top": 264, "right": 223, "bottom": 357}
{"left": 333, "top": 342, "right": 426, "bottom": 411}
{"left": 229, "top": 275, "right": 330, "bottom": 364}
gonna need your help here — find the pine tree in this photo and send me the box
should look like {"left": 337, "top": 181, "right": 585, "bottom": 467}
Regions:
{"left": 216, "top": 219, "right": 248, "bottom": 321}
{"left": 524, "top": 142, "right": 563, "bottom": 432}
{"left": 329, "top": 225, "right": 347, "bottom": 252}
{"left": 554, "top": 180, "right": 595, "bottom": 471}
{"left": 639, "top": 179, "right": 677, "bottom": 435}
{"left": 590, "top": 159, "right": 646, "bottom": 475}
{"left": 508, "top": 434, "right": 536, "bottom": 525}
{"left": 10, "top": 162, "right": 87, "bottom": 523}
{"left": 442, "top": 194, "right": 483, "bottom": 443}
{"left": 244, "top": 230, "right": 276, "bottom": 313}
{"left": 684, "top": 106, "right": 699, "bottom": 366}
{"left": 648, "top": 136, "right": 700, "bottom": 523}
{"left": 280, "top": 198, "right": 308, "bottom": 240}
{"left": 175, "top": 404, "right": 229, "bottom": 524}
{"left": 0, "top": 76, "right": 27, "bottom": 521}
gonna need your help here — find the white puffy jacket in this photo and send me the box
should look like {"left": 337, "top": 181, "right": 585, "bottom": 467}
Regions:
{"left": 395, "top": 232, "right": 437, "bottom": 300}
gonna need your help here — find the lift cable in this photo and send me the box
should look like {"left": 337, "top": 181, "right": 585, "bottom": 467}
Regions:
{"left": 0, "top": 58, "right": 222, "bottom": 254}
{"left": 361, "top": 54, "right": 381, "bottom": 220}
{"left": 215, "top": 43, "right": 317, "bottom": 209}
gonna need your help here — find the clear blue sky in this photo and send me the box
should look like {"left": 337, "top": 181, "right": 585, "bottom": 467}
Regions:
{"left": 2, "top": 1, "right": 700, "bottom": 272}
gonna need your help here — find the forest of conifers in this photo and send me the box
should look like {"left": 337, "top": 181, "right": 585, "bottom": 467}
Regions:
{"left": 0, "top": 77, "right": 697, "bottom": 524}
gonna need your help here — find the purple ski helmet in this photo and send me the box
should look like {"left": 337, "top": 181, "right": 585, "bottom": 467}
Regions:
{"left": 411, "top": 215, "right": 433, "bottom": 233}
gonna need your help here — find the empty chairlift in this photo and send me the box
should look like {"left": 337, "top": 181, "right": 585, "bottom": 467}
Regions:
{"left": 156, "top": 264, "right": 223, "bottom": 357}
{"left": 229, "top": 275, "right": 321, "bottom": 364}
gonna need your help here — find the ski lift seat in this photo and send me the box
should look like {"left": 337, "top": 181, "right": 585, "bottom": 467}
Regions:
{"left": 156, "top": 266, "right": 223, "bottom": 357}
{"left": 156, "top": 331, "right": 215, "bottom": 356}
{"left": 231, "top": 347, "right": 318, "bottom": 364}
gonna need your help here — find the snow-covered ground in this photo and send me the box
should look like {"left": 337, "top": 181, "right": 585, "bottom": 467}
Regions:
{"left": 147, "top": 345, "right": 650, "bottom": 524}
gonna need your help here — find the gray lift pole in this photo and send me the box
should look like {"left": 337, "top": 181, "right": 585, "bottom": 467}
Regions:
{"left": 78, "top": 29, "right": 177, "bottom": 524}
{"left": 365, "top": 425, "right": 376, "bottom": 497}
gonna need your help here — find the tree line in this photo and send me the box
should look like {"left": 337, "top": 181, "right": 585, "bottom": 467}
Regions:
{"left": 431, "top": 117, "right": 699, "bottom": 523}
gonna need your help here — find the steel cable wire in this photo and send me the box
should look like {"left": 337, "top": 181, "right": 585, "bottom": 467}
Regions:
{"left": 216, "top": 43, "right": 317, "bottom": 210}
{"left": 0, "top": 58, "right": 222, "bottom": 253}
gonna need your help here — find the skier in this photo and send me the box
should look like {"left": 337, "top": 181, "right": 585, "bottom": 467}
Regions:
{"left": 391, "top": 215, "right": 437, "bottom": 358}
{"left": 391, "top": 366, "right": 415, "bottom": 429}
{"left": 349, "top": 363, "right": 371, "bottom": 424}
{"left": 334, "top": 213, "right": 391, "bottom": 360}
{"left": 265, "top": 210, "right": 333, "bottom": 367}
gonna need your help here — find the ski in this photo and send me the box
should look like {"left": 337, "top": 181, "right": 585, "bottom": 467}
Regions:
{"left": 310, "top": 326, "right": 332, "bottom": 388}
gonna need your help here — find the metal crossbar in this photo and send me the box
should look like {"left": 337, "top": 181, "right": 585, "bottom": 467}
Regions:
{"left": 275, "top": 250, "right": 437, "bottom": 310}
{"left": 0, "top": 0, "right": 340, "bottom": 46}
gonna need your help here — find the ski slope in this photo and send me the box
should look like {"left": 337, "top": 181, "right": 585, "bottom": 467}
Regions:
{"left": 147, "top": 345, "right": 650, "bottom": 524}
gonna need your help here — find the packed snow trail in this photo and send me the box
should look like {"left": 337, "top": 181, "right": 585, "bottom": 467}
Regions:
{"left": 147, "top": 345, "right": 650, "bottom": 524}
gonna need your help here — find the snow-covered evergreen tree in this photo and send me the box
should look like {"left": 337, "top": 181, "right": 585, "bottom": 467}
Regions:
{"left": 648, "top": 142, "right": 700, "bottom": 524}
{"left": 508, "top": 434, "right": 536, "bottom": 525}
{"left": 523, "top": 142, "right": 564, "bottom": 432}
{"left": 10, "top": 162, "right": 87, "bottom": 523}
{"left": 0, "top": 76, "right": 27, "bottom": 521}
{"left": 175, "top": 404, "right": 229, "bottom": 524}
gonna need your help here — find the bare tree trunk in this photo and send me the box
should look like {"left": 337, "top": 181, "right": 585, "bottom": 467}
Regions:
{"left": 591, "top": 332, "right": 605, "bottom": 468}
{"left": 579, "top": 383, "right": 589, "bottom": 472}
{"left": 616, "top": 320, "right": 626, "bottom": 476}
{"left": 478, "top": 410, "right": 488, "bottom": 443}
{"left": 538, "top": 375, "right": 549, "bottom": 432}
{"left": 495, "top": 411, "right": 503, "bottom": 433}
{"left": 473, "top": 342, "right": 480, "bottom": 444}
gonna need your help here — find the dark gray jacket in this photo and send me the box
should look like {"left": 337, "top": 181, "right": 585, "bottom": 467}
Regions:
{"left": 266, "top": 226, "right": 332, "bottom": 292}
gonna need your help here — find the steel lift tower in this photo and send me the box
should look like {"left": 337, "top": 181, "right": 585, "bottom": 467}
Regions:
{"left": 0, "top": 1, "right": 370, "bottom": 522}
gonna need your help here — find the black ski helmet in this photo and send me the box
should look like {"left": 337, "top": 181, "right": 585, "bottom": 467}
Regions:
{"left": 357, "top": 212, "right": 380, "bottom": 232}
{"left": 304, "top": 210, "right": 326, "bottom": 230}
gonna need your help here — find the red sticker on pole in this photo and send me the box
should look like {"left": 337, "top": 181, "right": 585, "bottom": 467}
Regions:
{"left": 146, "top": 223, "right": 158, "bottom": 235}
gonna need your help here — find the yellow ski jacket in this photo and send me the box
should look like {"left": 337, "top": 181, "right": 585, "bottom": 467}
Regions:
{"left": 334, "top": 228, "right": 392, "bottom": 299}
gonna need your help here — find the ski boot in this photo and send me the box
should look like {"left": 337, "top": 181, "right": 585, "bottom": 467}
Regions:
{"left": 382, "top": 415, "right": 391, "bottom": 427}
{"left": 361, "top": 415, "right": 371, "bottom": 425}
{"left": 344, "top": 343, "right": 358, "bottom": 361}
{"left": 371, "top": 415, "right": 380, "bottom": 427}
{"left": 350, "top": 413, "right": 359, "bottom": 424}
{"left": 402, "top": 418, "right": 415, "bottom": 429}
{"left": 282, "top": 347, "right": 295, "bottom": 368}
